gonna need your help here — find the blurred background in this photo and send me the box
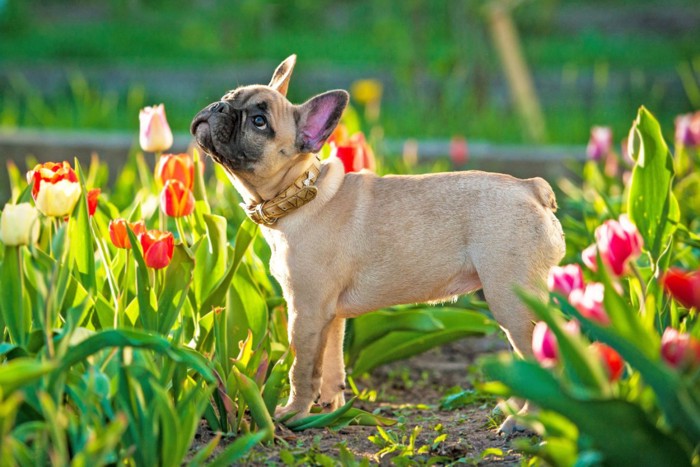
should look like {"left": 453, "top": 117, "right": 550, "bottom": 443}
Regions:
{"left": 0, "top": 0, "right": 699, "bottom": 197}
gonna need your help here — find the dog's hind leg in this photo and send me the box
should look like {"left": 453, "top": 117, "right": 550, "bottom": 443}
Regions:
{"left": 319, "top": 316, "right": 347, "bottom": 411}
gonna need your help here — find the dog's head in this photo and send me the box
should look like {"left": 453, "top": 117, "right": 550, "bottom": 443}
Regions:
{"left": 191, "top": 55, "right": 349, "bottom": 180}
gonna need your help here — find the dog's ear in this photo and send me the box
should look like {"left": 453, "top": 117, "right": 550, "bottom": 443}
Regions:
{"left": 268, "top": 54, "right": 297, "bottom": 97}
{"left": 296, "top": 90, "right": 349, "bottom": 154}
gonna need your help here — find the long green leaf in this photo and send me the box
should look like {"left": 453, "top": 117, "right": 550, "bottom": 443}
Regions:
{"left": 231, "top": 367, "right": 275, "bottom": 442}
{"left": 0, "top": 246, "right": 28, "bottom": 346}
{"left": 206, "top": 430, "right": 269, "bottom": 467}
{"left": 0, "top": 358, "right": 55, "bottom": 394}
{"left": 69, "top": 158, "right": 97, "bottom": 293}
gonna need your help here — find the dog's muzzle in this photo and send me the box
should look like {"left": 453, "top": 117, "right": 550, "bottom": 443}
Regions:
{"left": 190, "top": 101, "right": 238, "bottom": 163}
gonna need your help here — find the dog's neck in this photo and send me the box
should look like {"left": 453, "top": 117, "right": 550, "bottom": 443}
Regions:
{"left": 229, "top": 154, "right": 323, "bottom": 225}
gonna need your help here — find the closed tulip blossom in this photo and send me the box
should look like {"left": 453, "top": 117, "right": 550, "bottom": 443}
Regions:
{"left": 661, "top": 268, "right": 700, "bottom": 310}
{"left": 109, "top": 219, "right": 147, "bottom": 249}
{"left": 586, "top": 126, "right": 613, "bottom": 161}
{"left": 331, "top": 131, "right": 376, "bottom": 173}
{"left": 532, "top": 320, "right": 580, "bottom": 367}
{"left": 590, "top": 342, "right": 624, "bottom": 381}
{"left": 547, "top": 264, "right": 584, "bottom": 298}
{"left": 581, "top": 244, "right": 598, "bottom": 272}
{"left": 161, "top": 179, "right": 195, "bottom": 217}
{"left": 569, "top": 282, "right": 610, "bottom": 325}
{"left": 140, "top": 229, "right": 174, "bottom": 269}
{"left": 139, "top": 104, "right": 173, "bottom": 153}
{"left": 87, "top": 188, "right": 100, "bottom": 216}
{"left": 660, "top": 328, "right": 700, "bottom": 370}
{"left": 155, "top": 153, "right": 195, "bottom": 189}
{"left": 674, "top": 112, "right": 700, "bottom": 148}
{"left": 594, "top": 215, "right": 643, "bottom": 276}
{"left": 28, "top": 162, "right": 82, "bottom": 218}
{"left": 0, "top": 203, "right": 40, "bottom": 246}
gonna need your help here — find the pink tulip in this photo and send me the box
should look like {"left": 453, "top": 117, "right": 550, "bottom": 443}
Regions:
{"left": 582, "top": 244, "right": 598, "bottom": 272}
{"left": 674, "top": 112, "right": 700, "bottom": 148}
{"left": 594, "top": 215, "right": 643, "bottom": 276}
{"left": 532, "top": 320, "right": 580, "bottom": 367}
{"left": 139, "top": 104, "right": 174, "bottom": 153}
{"left": 586, "top": 126, "right": 613, "bottom": 161}
{"left": 660, "top": 328, "right": 700, "bottom": 370}
{"left": 547, "top": 264, "right": 584, "bottom": 298}
{"left": 569, "top": 282, "right": 610, "bottom": 325}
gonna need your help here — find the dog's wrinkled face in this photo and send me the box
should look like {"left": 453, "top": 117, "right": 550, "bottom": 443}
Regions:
{"left": 190, "top": 55, "right": 348, "bottom": 181}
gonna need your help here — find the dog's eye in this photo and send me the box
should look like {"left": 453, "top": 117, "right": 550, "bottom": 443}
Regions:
{"left": 251, "top": 115, "right": 268, "bottom": 129}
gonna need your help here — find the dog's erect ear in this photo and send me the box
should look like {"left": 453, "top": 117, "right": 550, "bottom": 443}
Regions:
{"left": 268, "top": 54, "right": 297, "bottom": 97}
{"left": 296, "top": 90, "right": 349, "bottom": 154}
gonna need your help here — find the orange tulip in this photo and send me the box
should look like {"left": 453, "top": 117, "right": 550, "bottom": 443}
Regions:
{"left": 87, "top": 188, "right": 100, "bottom": 216}
{"left": 590, "top": 342, "right": 624, "bottom": 381}
{"left": 109, "top": 219, "right": 147, "bottom": 249}
{"left": 140, "top": 229, "right": 174, "bottom": 269}
{"left": 161, "top": 179, "right": 195, "bottom": 217}
{"left": 155, "top": 153, "right": 195, "bottom": 189}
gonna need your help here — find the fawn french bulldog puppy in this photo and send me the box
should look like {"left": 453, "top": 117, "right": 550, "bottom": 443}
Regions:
{"left": 191, "top": 55, "right": 565, "bottom": 433}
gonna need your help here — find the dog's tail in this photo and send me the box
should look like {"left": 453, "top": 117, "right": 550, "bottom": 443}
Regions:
{"left": 527, "top": 177, "right": 557, "bottom": 212}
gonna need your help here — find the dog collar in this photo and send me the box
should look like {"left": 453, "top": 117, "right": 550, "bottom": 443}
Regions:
{"left": 243, "top": 157, "right": 321, "bottom": 226}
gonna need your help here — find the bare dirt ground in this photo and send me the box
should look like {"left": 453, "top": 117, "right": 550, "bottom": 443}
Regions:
{"left": 195, "top": 335, "right": 533, "bottom": 465}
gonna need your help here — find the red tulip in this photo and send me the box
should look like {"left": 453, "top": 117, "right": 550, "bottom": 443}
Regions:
{"left": 161, "top": 179, "right": 195, "bottom": 217}
{"left": 547, "top": 264, "right": 584, "bottom": 298}
{"left": 674, "top": 112, "right": 700, "bottom": 148}
{"left": 449, "top": 137, "right": 469, "bottom": 166}
{"left": 331, "top": 132, "right": 376, "bottom": 173}
{"left": 586, "top": 126, "right": 613, "bottom": 161}
{"left": 109, "top": 219, "right": 147, "bottom": 249}
{"left": 661, "top": 268, "right": 700, "bottom": 310}
{"left": 594, "top": 215, "right": 643, "bottom": 276}
{"left": 28, "top": 161, "right": 82, "bottom": 217}
{"left": 140, "top": 229, "right": 174, "bottom": 269}
{"left": 660, "top": 328, "right": 700, "bottom": 370}
{"left": 569, "top": 282, "right": 610, "bottom": 325}
{"left": 155, "top": 153, "right": 195, "bottom": 189}
{"left": 87, "top": 188, "right": 100, "bottom": 216}
{"left": 590, "top": 342, "right": 624, "bottom": 381}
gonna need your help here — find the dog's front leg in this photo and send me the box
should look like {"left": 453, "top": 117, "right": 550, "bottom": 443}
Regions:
{"left": 319, "top": 317, "right": 346, "bottom": 411}
{"left": 275, "top": 308, "right": 334, "bottom": 421}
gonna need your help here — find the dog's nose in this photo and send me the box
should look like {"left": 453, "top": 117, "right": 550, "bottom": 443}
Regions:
{"left": 208, "top": 101, "right": 228, "bottom": 113}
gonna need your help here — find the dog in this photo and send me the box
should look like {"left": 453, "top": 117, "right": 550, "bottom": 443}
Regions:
{"left": 191, "top": 55, "right": 566, "bottom": 433}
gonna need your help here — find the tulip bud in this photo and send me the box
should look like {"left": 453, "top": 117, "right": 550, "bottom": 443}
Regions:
{"left": 532, "top": 320, "right": 580, "bottom": 368}
{"left": 109, "top": 219, "right": 147, "bottom": 249}
{"left": 87, "top": 188, "right": 100, "bottom": 217}
{"left": 660, "top": 328, "right": 700, "bottom": 370}
{"left": 139, "top": 104, "right": 173, "bottom": 153}
{"left": 155, "top": 153, "right": 195, "bottom": 189}
{"left": 569, "top": 282, "right": 610, "bottom": 325}
{"left": 140, "top": 229, "right": 174, "bottom": 269}
{"left": 674, "top": 112, "right": 700, "bottom": 148}
{"left": 0, "top": 203, "right": 41, "bottom": 246}
{"left": 28, "top": 162, "right": 82, "bottom": 218}
{"left": 594, "top": 215, "right": 643, "bottom": 276}
{"left": 661, "top": 268, "right": 700, "bottom": 310}
{"left": 590, "top": 342, "right": 624, "bottom": 381}
{"left": 161, "top": 179, "right": 195, "bottom": 217}
{"left": 586, "top": 126, "right": 613, "bottom": 161}
{"left": 581, "top": 244, "right": 598, "bottom": 272}
{"left": 547, "top": 264, "right": 584, "bottom": 298}
{"left": 331, "top": 131, "right": 376, "bottom": 173}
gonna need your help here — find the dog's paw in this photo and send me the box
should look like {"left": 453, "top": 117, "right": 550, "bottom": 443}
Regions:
{"left": 320, "top": 392, "right": 346, "bottom": 412}
{"left": 275, "top": 403, "right": 310, "bottom": 423}
{"left": 497, "top": 415, "right": 529, "bottom": 435}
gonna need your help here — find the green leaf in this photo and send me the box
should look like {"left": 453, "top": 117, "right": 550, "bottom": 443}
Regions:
{"left": 231, "top": 367, "right": 275, "bottom": 442}
{"left": 69, "top": 158, "right": 97, "bottom": 293}
{"left": 0, "top": 246, "right": 28, "bottom": 346}
{"left": 285, "top": 397, "right": 357, "bottom": 431}
{"left": 205, "top": 430, "right": 269, "bottom": 467}
{"left": 482, "top": 356, "right": 691, "bottom": 466}
{"left": 193, "top": 214, "right": 228, "bottom": 309}
{"left": 157, "top": 245, "right": 194, "bottom": 334}
{"left": 229, "top": 263, "right": 268, "bottom": 349}
{"left": 626, "top": 107, "right": 680, "bottom": 267}
{"left": 0, "top": 358, "right": 55, "bottom": 394}
{"left": 126, "top": 227, "right": 156, "bottom": 330}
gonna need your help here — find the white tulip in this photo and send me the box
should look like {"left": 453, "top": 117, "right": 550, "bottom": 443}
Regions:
{"left": 34, "top": 179, "right": 82, "bottom": 217}
{"left": 0, "top": 203, "right": 41, "bottom": 246}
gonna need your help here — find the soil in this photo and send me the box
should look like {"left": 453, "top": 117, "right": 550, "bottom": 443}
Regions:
{"left": 194, "top": 335, "right": 534, "bottom": 466}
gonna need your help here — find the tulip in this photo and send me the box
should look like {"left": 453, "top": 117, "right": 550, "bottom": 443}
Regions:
{"left": 586, "top": 126, "right": 613, "bottom": 161}
{"left": 581, "top": 244, "right": 598, "bottom": 272}
{"left": 139, "top": 104, "right": 173, "bottom": 153}
{"left": 140, "top": 229, "right": 174, "bottom": 269}
{"left": 28, "top": 161, "right": 82, "bottom": 218}
{"left": 661, "top": 268, "right": 700, "bottom": 310}
{"left": 109, "top": 219, "right": 147, "bottom": 249}
{"left": 590, "top": 342, "right": 624, "bottom": 381}
{"left": 0, "top": 203, "right": 40, "bottom": 246}
{"left": 449, "top": 137, "right": 469, "bottom": 166}
{"left": 332, "top": 132, "right": 376, "bottom": 173}
{"left": 87, "top": 188, "right": 100, "bottom": 217}
{"left": 327, "top": 123, "right": 349, "bottom": 147}
{"left": 569, "top": 282, "right": 610, "bottom": 325}
{"left": 674, "top": 112, "right": 700, "bottom": 148}
{"left": 155, "top": 153, "right": 195, "bottom": 189}
{"left": 532, "top": 320, "right": 580, "bottom": 367}
{"left": 660, "top": 328, "right": 700, "bottom": 370}
{"left": 594, "top": 215, "right": 643, "bottom": 276}
{"left": 547, "top": 264, "right": 584, "bottom": 298}
{"left": 161, "top": 179, "right": 195, "bottom": 217}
